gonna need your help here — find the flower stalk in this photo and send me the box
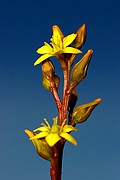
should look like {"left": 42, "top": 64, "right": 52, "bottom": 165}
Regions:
{"left": 24, "top": 24, "right": 102, "bottom": 180}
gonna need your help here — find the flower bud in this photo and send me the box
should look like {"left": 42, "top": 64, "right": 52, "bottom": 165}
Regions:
{"left": 41, "top": 59, "right": 60, "bottom": 90}
{"left": 42, "top": 74, "right": 51, "bottom": 90}
{"left": 71, "top": 98, "right": 102, "bottom": 126}
{"left": 42, "top": 74, "right": 60, "bottom": 90}
{"left": 24, "top": 129, "right": 54, "bottom": 161}
{"left": 70, "top": 50, "right": 93, "bottom": 88}
{"left": 72, "top": 24, "right": 86, "bottom": 49}
{"left": 42, "top": 59, "right": 55, "bottom": 78}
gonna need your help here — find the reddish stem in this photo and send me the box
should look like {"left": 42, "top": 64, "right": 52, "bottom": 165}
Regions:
{"left": 50, "top": 78, "right": 62, "bottom": 121}
{"left": 49, "top": 56, "right": 72, "bottom": 180}
{"left": 57, "top": 58, "right": 70, "bottom": 125}
{"left": 50, "top": 143, "right": 64, "bottom": 180}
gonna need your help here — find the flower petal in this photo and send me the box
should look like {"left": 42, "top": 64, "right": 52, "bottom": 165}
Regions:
{"left": 33, "top": 126, "right": 49, "bottom": 132}
{"left": 45, "top": 133, "right": 61, "bottom": 147}
{"left": 62, "top": 125, "right": 78, "bottom": 133}
{"left": 37, "top": 43, "right": 52, "bottom": 54}
{"left": 60, "top": 132, "right": 77, "bottom": 146}
{"left": 52, "top": 25, "right": 64, "bottom": 39}
{"left": 52, "top": 26, "right": 62, "bottom": 46}
{"left": 30, "top": 131, "right": 49, "bottom": 140}
{"left": 34, "top": 54, "right": 53, "bottom": 66}
{"left": 24, "top": 129, "right": 35, "bottom": 138}
{"left": 62, "top": 47, "right": 82, "bottom": 54}
{"left": 63, "top": 33, "right": 77, "bottom": 47}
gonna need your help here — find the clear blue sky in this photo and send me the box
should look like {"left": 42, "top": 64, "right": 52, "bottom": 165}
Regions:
{"left": 0, "top": 0, "right": 120, "bottom": 179}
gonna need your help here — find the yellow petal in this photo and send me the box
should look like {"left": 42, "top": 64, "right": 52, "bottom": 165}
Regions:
{"left": 62, "top": 47, "right": 82, "bottom": 54}
{"left": 36, "top": 43, "right": 52, "bottom": 54}
{"left": 63, "top": 33, "right": 77, "bottom": 47}
{"left": 62, "top": 125, "right": 78, "bottom": 133}
{"left": 60, "top": 132, "right": 77, "bottom": 146}
{"left": 45, "top": 133, "right": 61, "bottom": 147}
{"left": 50, "top": 41, "right": 60, "bottom": 53}
{"left": 30, "top": 131, "right": 49, "bottom": 140}
{"left": 33, "top": 126, "right": 49, "bottom": 132}
{"left": 24, "top": 129, "right": 35, "bottom": 138}
{"left": 24, "top": 129, "right": 37, "bottom": 146}
{"left": 52, "top": 25, "right": 64, "bottom": 39}
{"left": 44, "top": 42, "right": 53, "bottom": 51}
{"left": 34, "top": 54, "right": 53, "bottom": 66}
{"left": 52, "top": 26, "right": 62, "bottom": 45}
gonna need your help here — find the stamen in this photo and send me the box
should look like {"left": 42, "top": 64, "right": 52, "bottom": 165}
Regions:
{"left": 44, "top": 118, "right": 51, "bottom": 129}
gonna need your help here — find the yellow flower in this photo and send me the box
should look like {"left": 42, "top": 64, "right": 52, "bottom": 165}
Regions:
{"left": 34, "top": 25, "right": 82, "bottom": 66}
{"left": 30, "top": 116, "right": 78, "bottom": 147}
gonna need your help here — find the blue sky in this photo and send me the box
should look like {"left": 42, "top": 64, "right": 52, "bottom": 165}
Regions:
{"left": 0, "top": 0, "right": 120, "bottom": 179}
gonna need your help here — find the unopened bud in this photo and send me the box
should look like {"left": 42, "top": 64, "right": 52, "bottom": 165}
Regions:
{"left": 41, "top": 59, "right": 60, "bottom": 90}
{"left": 72, "top": 24, "right": 86, "bottom": 49}
{"left": 42, "top": 73, "right": 60, "bottom": 90}
{"left": 42, "top": 59, "right": 55, "bottom": 77}
{"left": 70, "top": 50, "right": 93, "bottom": 88}
{"left": 71, "top": 98, "right": 102, "bottom": 126}
{"left": 42, "top": 74, "right": 51, "bottom": 90}
{"left": 24, "top": 129, "right": 54, "bottom": 161}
